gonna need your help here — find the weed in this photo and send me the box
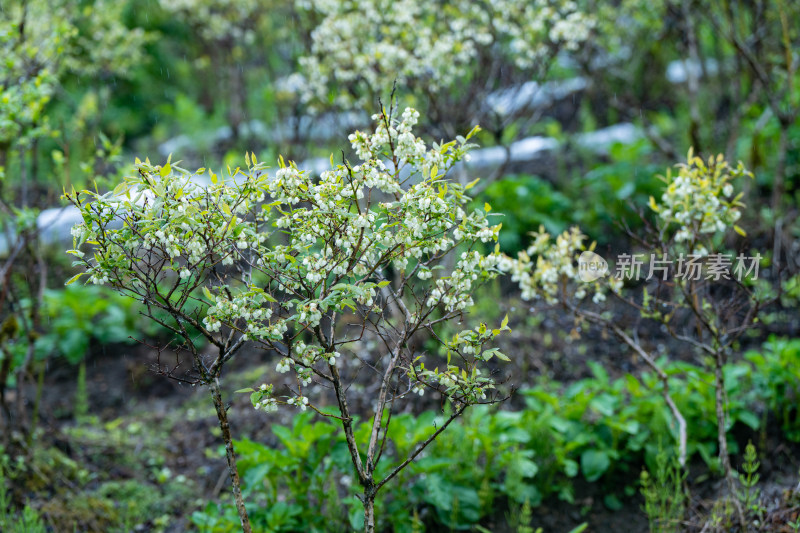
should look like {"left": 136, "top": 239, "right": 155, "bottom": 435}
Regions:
{"left": 640, "top": 446, "right": 686, "bottom": 533}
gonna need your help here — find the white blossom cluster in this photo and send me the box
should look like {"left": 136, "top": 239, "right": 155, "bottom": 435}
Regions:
{"left": 652, "top": 150, "right": 751, "bottom": 254}
{"left": 274, "top": 342, "right": 341, "bottom": 387}
{"left": 426, "top": 251, "right": 496, "bottom": 312}
{"left": 293, "top": 0, "right": 595, "bottom": 110}
{"left": 496, "top": 226, "right": 620, "bottom": 305}
{"left": 252, "top": 384, "right": 279, "bottom": 413}
{"left": 287, "top": 395, "right": 310, "bottom": 411}
{"left": 204, "top": 287, "right": 273, "bottom": 336}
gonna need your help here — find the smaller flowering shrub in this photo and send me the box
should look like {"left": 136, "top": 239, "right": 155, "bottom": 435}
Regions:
{"left": 65, "top": 105, "right": 510, "bottom": 532}
{"left": 501, "top": 152, "right": 765, "bottom": 474}
{"left": 501, "top": 155, "right": 752, "bottom": 307}
{"left": 502, "top": 151, "right": 753, "bottom": 306}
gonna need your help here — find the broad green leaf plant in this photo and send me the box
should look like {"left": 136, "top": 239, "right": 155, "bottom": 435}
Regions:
{"left": 65, "top": 104, "right": 510, "bottom": 532}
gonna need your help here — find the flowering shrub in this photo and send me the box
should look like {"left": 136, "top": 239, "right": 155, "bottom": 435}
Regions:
{"left": 501, "top": 152, "right": 766, "bottom": 489}
{"left": 65, "top": 105, "right": 510, "bottom": 531}
{"left": 0, "top": 0, "right": 147, "bottom": 451}
{"left": 1, "top": 0, "right": 145, "bottom": 151}
{"left": 293, "top": 0, "right": 594, "bottom": 113}
{"left": 0, "top": 25, "right": 54, "bottom": 147}
{"left": 502, "top": 151, "right": 753, "bottom": 306}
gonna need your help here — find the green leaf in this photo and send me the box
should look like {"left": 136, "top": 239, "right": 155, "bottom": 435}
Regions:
{"left": 564, "top": 459, "right": 579, "bottom": 477}
{"left": 377, "top": 280, "right": 391, "bottom": 288}
{"left": 202, "top": 287, "right": 214, "bottom": 302}
{"left": 484, "top": 202, "right": 491, "bottom": 213}
{"left": 494, "top": 351, "right": 510, "bottom": 362}
{"left": 580, "top": 449, "right": 611, "bottom": 482}
{"left": 235, "top": 388, "right": 255, "bottom": 394}
{"left": 737, "top": 411, "right": 760, "bottom": 430}
{"left": 424, "top": 474, "right": 481, "bottom": 523}
{"left": 112, "top": 182, "right": 128, "bottom": 196}
{"left": 160, "top": 163, "right": 171, "bottom": 177}
{"left": 271, "top": 425, "right": 296, "bottom": 452}
{"left": 589, "top": 394, "right": 615, "bottom": 416}
{"left": 481, "top": 348, "right": 498, "bottom": 361}
{"left": 515, "top": 457, "right": 539, "bottom": 478}
{"left": 65, "top": 273, "right": 84, "bottom": 286}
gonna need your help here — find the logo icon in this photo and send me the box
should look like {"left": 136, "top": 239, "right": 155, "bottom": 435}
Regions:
{"left": 578, "top": 251, "right": 608, "bottom": 282}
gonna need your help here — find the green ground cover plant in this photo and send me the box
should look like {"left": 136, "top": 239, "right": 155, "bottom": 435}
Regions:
{"left": 193, "top": 337, "right": 800, "bottom": 532}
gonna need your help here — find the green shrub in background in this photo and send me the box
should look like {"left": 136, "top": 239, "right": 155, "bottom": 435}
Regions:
{"left": 478, "top": 175, "right": 573, "bottom": 254}
{"left": 1, "top": 285, "right": 144, "bottom": 422}
{"left": 3, "top": 286, "right": 140, "bottom": 375}
{"left": 745, "top": 337, "right": 800, "bottom": 442}
{"left": 40, "top": 286, "right": 141, "bottom": 364}
{"left": 576, "top": 139, "right": 663, "bottom": 237}
{"left": 5, "top": 284, "right": 205, "bottom": 376}
{"left": 477, "top": 139, "right": 664, "bottom": 255}
{"left": 194, "top": 338, "right": 800, "bottom": 532}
